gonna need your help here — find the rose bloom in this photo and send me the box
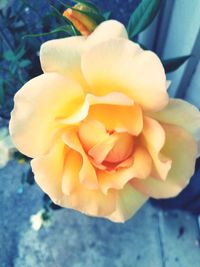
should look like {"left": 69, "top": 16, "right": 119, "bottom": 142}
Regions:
{"left": 10, "top": 20, "right": 200, "bottom": 222}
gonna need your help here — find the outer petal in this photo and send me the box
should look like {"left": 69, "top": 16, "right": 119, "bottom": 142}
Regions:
{"left": 98, "top": 146, "right": 152, "bottom": 195}
{"left": 62, "top": 151, "right": 117, "bottom": 217}
{"left": 63, "top": 130, "right": 99, "bottom": 189}
{"left": 131, "top": 124, "right": 198, "bottom": 198}
{"left": 148, "top": 98, "right": 200, "bottom": 155}
{"left": 85, "top": 20, "right": 128, "bottom": 50}
{"left": 105, "top": 184, "right": 148, "bottom": 223}
{"left": 142, "top": 117, "right": 172, "bottom": 180}
{"left": 40, "top": 20, "right": 128, "bottom": 86}
{"left": 82, "top": 38, "right": 168, "bottom": 111}
{"left": 31, "top": 138, "right": 67, "bottom": 202}
{"left": 9, "top": 73, "right": 84, "bottom": 158}
{"left": 40, "top": 36, "right": 87, "bottom": 86}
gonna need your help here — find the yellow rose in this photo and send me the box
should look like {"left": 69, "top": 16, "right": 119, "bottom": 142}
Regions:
{"left": 9, "top": 20, "right": 200, "bottom": 222}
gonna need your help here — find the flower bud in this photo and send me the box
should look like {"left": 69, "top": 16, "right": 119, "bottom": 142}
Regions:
{"left": 63, "top": 3, "right": 101, "bottom": 36}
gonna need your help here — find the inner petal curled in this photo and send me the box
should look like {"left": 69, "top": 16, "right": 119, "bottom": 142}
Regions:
{"left": 104, "top": 132, "right": 135, "bottom": 163}
{"left": 78, "top": 119, "right": 135, "bottom": 169}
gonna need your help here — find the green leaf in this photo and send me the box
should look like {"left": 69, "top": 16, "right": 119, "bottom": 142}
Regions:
{"left": 19, "top": 59, "right": 31, "bottom": 68}
{"left": 3, "top": 46, "right": 25, "bottom": 62}
{"left": 10, "top": 64, "right": 17, "bottom": 74}
{"left": 162, "top": 55, "right": 191, "bottom": 73}
{"left": 57, "top": 0, "right": 104, "bottom": 24}
{"left": 0, "top": 0, "right": 12, "bottom": 9}
{"left": 41, "top": 210, "right": 51, "bottom": 221}
{"left": 48, "top": 3, "right": 80, "bottom": 35}
{"left": 3, "top": 50, "right": 15, "bottom": 61}
{"left": 103, "top": 11, "right": 112, "bottom": 20}
{"left": 127, "top": 0, "right": 161, "bottom": 38}
{"left": 72, "top": 7, "right": 104, "bottom": 24}
{"left": 15, "top": 46, "right": 26, "bottom": 60}
{"left": 73, "top": 0, "right": 100, "bottom": 13}
{"left": 23, "top": 25, "right": 77, "bottom": 39}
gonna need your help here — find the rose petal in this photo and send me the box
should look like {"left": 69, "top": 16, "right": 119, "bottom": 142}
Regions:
{"left": 142, "top": 116, "right": 172, "bottom": 180}
{"left": 62, "top": 151, "right": 81, "bottom": 195}
{"left": 62, "top": 150, "right": 117, "bottom": 217}
{"left": 9, "top": 73, "right": 84, "bottom": 158}
{"left": 104, "top": 132, "right": 134, "bottom": 163}
{"left": 82, "top": 38, "right": 168, "bottom": 111}
{"left": 87, "top": 92, "right": 134, "bottom": 106}
{"left": 105, "top": 184, "right": 148, "bottom": 223}
{"left": 78, "top": 119, "right": 108, "bottom": 151}
{"left": 98, "top": 146, "right": 152, "bottom": 194}
{"left": 87, "top": 132, "right": 134, "bottom": 165}
{"left": 40, "top": 20, "right": 128, "bottom": 87}
{"left": 40, "top": 36, "right": 87, "bottom": 87}
{"left": 85, "top": 20, "right": 128, "bottom": 50}
{"left": 31, "top": 138, "right": 67, "bottom": 201}
{"left": 148, "top": 98, "right": 200, "bottom": 156}
{"left": 63, "top": 130, "right": 98, "bottom": 189}
{"left": 131, "top": 124, "right": 197, "bottom": 198}
{"left": 88, "top": 134, "right": 118, "bottom": 164}
{"left": 88, "top": 103, "right": 143, "bottom": 136}
{"left": 58, "top": 92, "right": 134, "bottom": 125}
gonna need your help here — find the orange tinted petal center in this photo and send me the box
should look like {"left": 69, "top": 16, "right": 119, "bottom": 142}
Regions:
{"left": 78, "top": 119, "right": 135, "bottom": 170}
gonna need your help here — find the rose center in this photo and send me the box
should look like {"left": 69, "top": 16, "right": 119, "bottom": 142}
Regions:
{"left": 78, "top": 119, "right": 135, "bottom": 168}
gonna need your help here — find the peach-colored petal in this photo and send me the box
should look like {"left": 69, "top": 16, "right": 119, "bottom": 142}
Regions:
{"left": 40, "top": 36, "right": 87, "bottom": 87}
{"left": 85, "top": 20, "right": 128, "bottom": 50}
{"left": 40, "top": 20, "right": 128, "bottom": 87}
{"left": 87, "top": 92, "right": 134, "bottom": 106}
{"left": 104, "top": 133, "right": 134, "bottom": 163}
{"left": 78, "top": 119, "right": 108, "bottom": 151}
{"left": 88, "top": 103, "right": 143, "bottom": 136}
{"left": 98, "top": 146, "right": 152, "bottom": 194}
{"left": 105, "top": 184, "right": 148, "bottom": 223}
{"left": 62, "top": 151, "right": 117, "bottom": 217}
{"left": 131, "top": 124, "right": 198, "bottom": 198}
{"left": 58, "top": 92, "right": 134, "bottom": 125}
{"left": 88, "top": 134, "right": 119, "bottom": 164}
{"left": 81, "top": 38, "right": 168, "bottom": 111}
{"left": 142, "top": 116, "right": 172, "bottom": 180}
{"left": 9, "top": 73, "right": 84, "bottom": 158}
{"left": 62, "top": 130, "right": 98, "bottom": 189}
{"left": 85, "top": 131, "right": 134, "bottom": 165}
{"left": 62, "top": 151, "right": 80, "bottom": 195}
{"left": 148, "top": 98, "right": 200, "bottom": 156}
{"left": 31, "top": 137, "right": 67, "bottom": 201}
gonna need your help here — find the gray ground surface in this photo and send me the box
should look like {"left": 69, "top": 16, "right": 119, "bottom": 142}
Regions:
{"left": 0, "top": 161, "right": 200, "bottom": 267}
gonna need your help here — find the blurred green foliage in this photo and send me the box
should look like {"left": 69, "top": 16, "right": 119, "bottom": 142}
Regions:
{"left": 0, "top": 0, "right": 78, "bottom": 119}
